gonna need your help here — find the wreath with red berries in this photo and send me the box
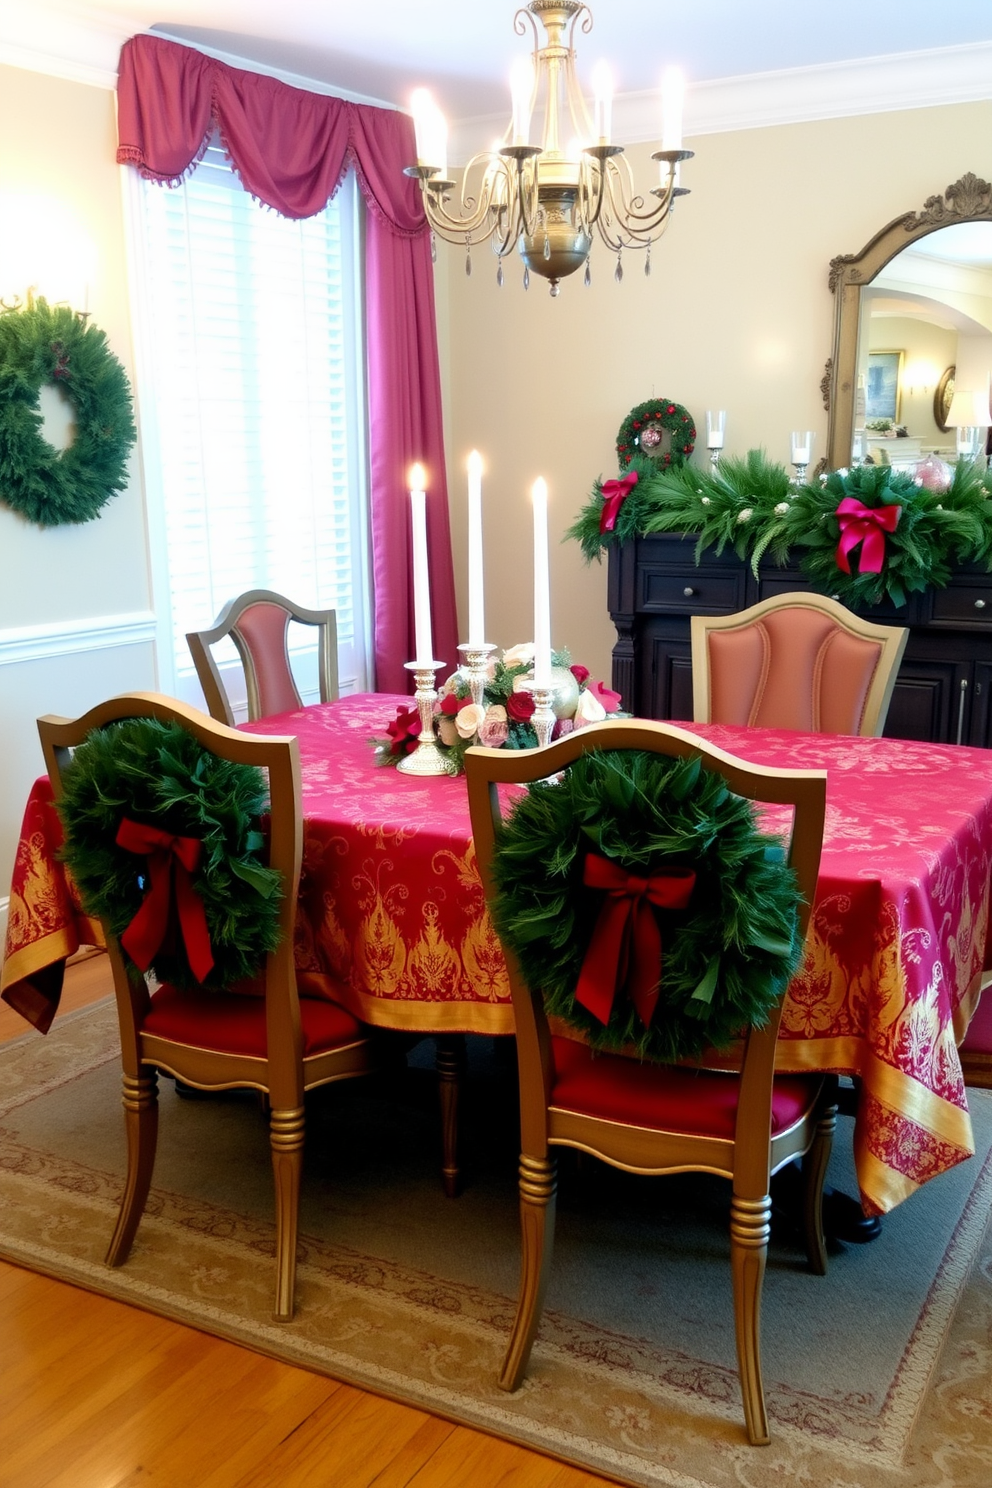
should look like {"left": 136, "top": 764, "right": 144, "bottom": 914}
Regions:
{"left": 616, "top": 398, "right": 695, "bottom": 471}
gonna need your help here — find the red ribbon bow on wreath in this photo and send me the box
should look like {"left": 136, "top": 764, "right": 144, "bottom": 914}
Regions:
{"left": 599, "top": 471, "right": 639, "bottom": 534}
{"left": 115, "top": 818, "right": 214, "bottom": 983}
{"left": 574, "top": 852, "right": 696, "bottom": 1028}
{"left": 834, "top": 497, "right": 902, "bottom": 575}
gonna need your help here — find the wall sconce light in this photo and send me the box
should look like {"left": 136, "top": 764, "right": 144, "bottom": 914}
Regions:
{"left": 903, "top": 359, "right": 939, "bottom": 395}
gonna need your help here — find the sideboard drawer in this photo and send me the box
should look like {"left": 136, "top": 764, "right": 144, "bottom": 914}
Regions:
{"left": 930, "top": 585, "right": 992, "bottom": 626}
{"left": 639, "top": 567, "right": 748, "bottom": 614}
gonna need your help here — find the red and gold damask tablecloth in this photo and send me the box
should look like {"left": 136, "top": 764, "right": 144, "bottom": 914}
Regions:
{"left": 3, "top": 692, "right": 990, "bottom": 1214}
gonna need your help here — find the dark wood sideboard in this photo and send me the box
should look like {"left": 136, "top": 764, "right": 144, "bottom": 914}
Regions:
{"left": 608, "top": 534, "right": 992, "bottom": 747}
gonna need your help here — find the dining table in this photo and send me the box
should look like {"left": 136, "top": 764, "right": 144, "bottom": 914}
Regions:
{"left": 3, "top": 691, "right": 990, "bottom": 1218}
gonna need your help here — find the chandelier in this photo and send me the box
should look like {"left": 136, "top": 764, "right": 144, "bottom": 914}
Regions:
{"left": 405, "top": 1, "right": 692, "bottom": 296}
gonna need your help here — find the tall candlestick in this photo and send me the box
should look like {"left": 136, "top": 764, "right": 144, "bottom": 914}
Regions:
{"left": 409, "top": 465, "right": 433, "bottom": 666}
{"left": 532, "top": 477, "right": 551, "bottom": 689}
{"left": 467, "top": 450, "right": 485, "bottom": 646}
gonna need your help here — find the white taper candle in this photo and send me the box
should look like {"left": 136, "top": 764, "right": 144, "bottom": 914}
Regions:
{"left": 532, "top": 477, "right": 551, "bottom": 689}
{"left": 467, "top": 450, "right": 485, "bottom": 646}
{"left": 409, "top": 465, "right": 433, "bottom": 665}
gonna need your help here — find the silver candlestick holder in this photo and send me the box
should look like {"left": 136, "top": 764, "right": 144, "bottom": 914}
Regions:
{"left": 531, "top": 685, "right": 556, "bottom": 749}
{"left": 397, "top": 661, "right": 458, "bottom": 776}
{"left": 457, "top": 642, "right": 496, "bottom": 708}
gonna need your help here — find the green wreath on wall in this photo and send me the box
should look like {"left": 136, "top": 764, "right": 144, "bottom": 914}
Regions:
{"left": 0, "top": 297, "right": 136, "bottom": 527}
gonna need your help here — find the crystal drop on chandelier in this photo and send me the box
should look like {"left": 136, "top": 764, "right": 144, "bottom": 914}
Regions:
{"left": 430, "top": 233, "right": 437, "bottom": 265}
{"left": 465, "top": 248, "right": 472, "bottom": 277}
{"left": 497, "top": 261, "right": 504, "bottom": 288}
{"left": 523, "top": 265, "right": 530, "bottom": 291}
{"left": 644, "top": 245, "right": 651, "bottom": 278}
{"left": 550, "top": 281, "right": 560, "bottom": 298}
{"left": 584, "top": 257, "right": 591, "bottom": 288}
{"left": 543, "top": 234, "right": 551, "bottom": 261}
{"left": 615, "top": 253, "right": 623, "bottom": 284}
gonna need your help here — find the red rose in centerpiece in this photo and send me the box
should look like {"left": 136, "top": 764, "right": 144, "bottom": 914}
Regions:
{"left": 386, "top": 705, "right": 421, "bottom": 755}
{"left": 438, "top": 690, "right": 461, "bottom": 716}
{"left": 570, "top": 664, "right": 590, "bottom": 686}
{"left": 507, "top": 691, "right": 535, "bottom": 723}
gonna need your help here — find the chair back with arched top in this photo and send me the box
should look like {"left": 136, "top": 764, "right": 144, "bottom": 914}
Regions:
{"left": 465, "top": 718, "right": 835, "bottom": 1445}
{"left": 691, "top": 591, "right": 908, "bottom": 736}
{"left": 187, "top": 589, "right": 338, "bottom": 724}
{"left": 38, "top": 691, "right": 375, "bottom": 1321}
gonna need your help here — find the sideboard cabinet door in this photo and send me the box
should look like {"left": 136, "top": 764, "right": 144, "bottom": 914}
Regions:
{"left": 608, "top": 536, "right": 992, "bottom": 746}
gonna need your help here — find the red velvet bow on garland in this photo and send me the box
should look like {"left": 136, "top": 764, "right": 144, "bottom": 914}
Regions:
{"left": 574, "top": 852, "right": 696, "bottom": 1028}
{"left": 599, "top": 471, "right": 639, "bottom": 534}
{"left": 834, "top": 497, "right": 902, "bottom": 574}
{"left": 115, "top": 818, "right": 215, "bottom": 983}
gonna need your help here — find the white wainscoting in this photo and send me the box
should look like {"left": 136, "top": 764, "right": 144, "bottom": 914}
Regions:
{"left": 0, "top": 612, "right": 159, "bottom": 953}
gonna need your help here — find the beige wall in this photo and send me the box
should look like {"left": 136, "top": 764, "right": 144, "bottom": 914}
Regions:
{"left": 0, "top": 64, "right": 155, "bottom": 900}
{"left": 440, "top": 101, "right": 992, "bottom": 687}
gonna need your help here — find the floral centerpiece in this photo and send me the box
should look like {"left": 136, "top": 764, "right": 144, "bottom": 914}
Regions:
{"left": 374, "top": 645, "right": 623, "bottom": 774}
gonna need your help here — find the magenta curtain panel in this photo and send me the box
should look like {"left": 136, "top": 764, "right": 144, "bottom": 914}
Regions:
{"left": 116, "top": 34, "right": 458, "bottom": 692}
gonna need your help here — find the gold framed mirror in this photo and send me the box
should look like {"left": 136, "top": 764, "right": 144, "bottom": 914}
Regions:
{"left": 934, "top": 365, "right": 956, "bottom": 433}
{"left": 825, "top": 174, "right": 992, "bottom": 469}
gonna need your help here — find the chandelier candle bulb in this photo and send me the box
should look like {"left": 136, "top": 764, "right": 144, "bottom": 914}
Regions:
{"left": 532, "top": 477, "right": 552, "bottom": 690}
{"left": 510, "top": 57, "right": 533, "bottom": 145}
{"left": 592, "top": 62, "right": 613, "bottom": 144}
{"left": 408, "top": 466, "right": 434, "bottom": 666}
{"left": 467, "top": 450, "right": 485, "bottom": 647}
{"left": 661, "top": 68, "right": 684, "bottom": 152}
{"left": 411, "top": 89, "right": 445, "bottom": 173}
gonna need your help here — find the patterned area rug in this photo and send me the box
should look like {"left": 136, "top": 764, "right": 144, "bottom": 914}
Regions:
{"left": 1, "top": 1000, "right": 991, "bottom": 1488}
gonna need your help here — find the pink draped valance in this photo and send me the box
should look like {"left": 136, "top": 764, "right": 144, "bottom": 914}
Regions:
{"left": 116, "top": 34, "right": 458, "bottom": 692}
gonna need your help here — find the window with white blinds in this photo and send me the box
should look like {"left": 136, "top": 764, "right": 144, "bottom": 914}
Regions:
{"left": 130, "top": 142, "right": 372, "bottom": 712}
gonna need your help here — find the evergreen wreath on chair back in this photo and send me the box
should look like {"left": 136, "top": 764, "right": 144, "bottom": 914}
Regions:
{"left": 57, "top": 717, "right": 283, "bottom": 990}
{"left": 490, "top": 749, "right": 804, "bottom": 1062}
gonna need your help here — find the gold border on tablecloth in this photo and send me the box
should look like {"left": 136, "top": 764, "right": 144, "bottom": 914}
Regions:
{"left": 0, "top": 917, "right": 104, "bottom": 1000}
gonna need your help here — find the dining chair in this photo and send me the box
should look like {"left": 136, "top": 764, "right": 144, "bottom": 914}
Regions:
{"left": 465, "top": 718, "right": 835, "bottom": 1445}
{"left": 38, "top": 691, "right": 379, "bottom": 1320}
{"left": 960, "top": 977, "right": 992, "bottom": 1089}
{"left": 691, "top": 591, "right": 908, "bottom": 736}
{"left": 187, "top": 589, "right": 339, "bottom": 725}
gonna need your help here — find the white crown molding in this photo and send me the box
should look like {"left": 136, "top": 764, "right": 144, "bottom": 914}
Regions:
{"left": 0, "top": 6, "right": 394, "bottom": 105}
{"left": 0, "top": 612, "right": 157, "bottom": 667}
{"left": 450, "top": 39, "right": 992, "bottom": 160}
{"left": 0, "top": 3, "right": 130, "bottom": 90}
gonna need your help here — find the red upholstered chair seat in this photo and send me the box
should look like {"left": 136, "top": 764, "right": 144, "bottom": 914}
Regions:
{"left": 550, "top": 1035, "right": 820, "bottom": 1138}
{"left": 145, "top": 982, "right": 365, "bottom": 1058}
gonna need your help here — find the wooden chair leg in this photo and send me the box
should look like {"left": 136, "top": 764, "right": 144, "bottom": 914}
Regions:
{"left": 270, "top": 1105, "right": 305, "bottom": 1321}
{"left": 106, "top": 1069, "right": 159, "bottom": 1267}
{"left": 436, "top": 1034, "right": 465, "bottom": 1198}
{"left": 802, "top": 1087, "right": 838, "bottom": 1276}
{"left": 499, "top": 1152, "right": 557, "bottom": 1393}
{"left": 730, "top": 1191, "right": 771, "bottom": 1446}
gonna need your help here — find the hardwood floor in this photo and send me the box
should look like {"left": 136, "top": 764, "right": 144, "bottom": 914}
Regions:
{"left": 0, "top": 954, "right": 618, "bottom": 1487}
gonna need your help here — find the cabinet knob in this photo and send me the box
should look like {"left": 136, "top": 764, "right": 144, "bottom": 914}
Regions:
{"left": 683, "top": 586, "right": 696, "bottom": 598}
{"left": 975, "top": 599, "right": 986, "bottom": 610}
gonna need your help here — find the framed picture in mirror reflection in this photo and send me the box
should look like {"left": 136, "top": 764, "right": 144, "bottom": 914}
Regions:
{"left": 866, "top": 350, "right": 903, "bottom": 422}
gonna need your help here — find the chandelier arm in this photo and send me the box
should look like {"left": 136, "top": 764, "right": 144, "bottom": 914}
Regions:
{"left": 604, "top": 162, "right": 679, "bottom": 235}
